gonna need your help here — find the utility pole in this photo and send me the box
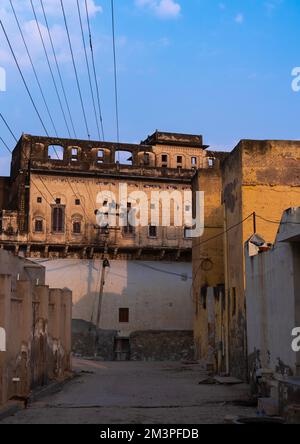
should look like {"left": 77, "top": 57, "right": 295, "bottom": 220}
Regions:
{"left": 96, "top": 259, "right": 110, "bottom": 329}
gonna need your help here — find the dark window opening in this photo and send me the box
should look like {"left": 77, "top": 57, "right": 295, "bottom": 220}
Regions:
{"left": 100, "top": 224, "right": 110, "bottom": 235}
{"left": 55, "top": 198, "right": 61, "bottom": 205}
{"left": 73, "top": 221, "right": 81, "bottom": 234}
{"left": 34, "top": 219, "right": 43, "bottom": 233}
{"left": 122, "top": 225, "right": 135, "bottom": 235}
{"left": 122, "top": 202, "right": 135, "bottom": 236}
{"left": 52, "top": 206, "right": 65, "bottom": 233}
{"left": 161, "top": 154, "right": 168, "bottom": 167}
{"left": 37, "top": 197, "right": 42, "bottom": 204}
{"left": 143, "top": 152, "right": 150, "bottom": 165}
{"left": 119, "top": 308, "right": 129, "bottom": 323}
{"left": 177, "top": 156, "right": 183, "bottom": 164}
{"left": 149, "top": 225, "right": 157, "bottom": 238}
{"left": 75, "top": 199, "right": 81, "bottom": 206}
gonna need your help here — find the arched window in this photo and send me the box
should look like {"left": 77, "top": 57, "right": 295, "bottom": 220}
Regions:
{"left": 71, "top": 147, "right": 79, "bottom": 162}
{"left": 97, "top": 150, "right": 104, "bottom": 164}
{"left": 52, "top": 205, "right": 65, "bottom": 233}
{"left": 115, "top": 151, "right": 133, "bottom": 165}
{"left": 177, "top": 155, "right": 183, "bottom": 168}
{"left": 161, "top": 154, "right": 168, "bottom": 167}
{"left": 73, "top": 221, "right": 81, "bottom": 234}
{"left": 72, "top": 214, "right": 83, "bottom": 235}
{"left": 48, "top": 145, "right": 64, "bottom": 160}
{"left": 34, "top": 218, "right": 44, "bottom": 233}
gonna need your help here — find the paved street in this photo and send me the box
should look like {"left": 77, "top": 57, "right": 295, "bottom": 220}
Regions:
{"left": 1, "top": 359, "right": 256, "bottom": 424}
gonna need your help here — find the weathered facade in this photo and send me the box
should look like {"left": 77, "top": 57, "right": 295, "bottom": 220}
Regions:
{"left": 246, "top": 207, "right": 300, "bottom": 380}
{"left": 245, "top": 208, "right": 300, "bottom": 415}
{"left": 193, "top": 140, "right": 300, "bottom": 379}
{"left": 0, "top": 249, "right": 72, "bottom": 406}
{"left": 0, "top": 131, "right": 215, "bottom": 360}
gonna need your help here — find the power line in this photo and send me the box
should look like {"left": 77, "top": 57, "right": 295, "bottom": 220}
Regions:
{"left": 0, "top": 20, "right": 49, "bottom": 136}
{"left": 193, "top": 213, "right": 254, "bottom": 249}
{"left": 111, "top": 0, "right": 120, "bottom": 146}
{"left": 9, "top": 0, "right": 58, "bottom": 138}
{"left": 0, "top": 120, "right": 56, "bottom": 204}
{"left": 21, "top": 0, "right": 93, "bottom": 220}
{"left": 60, "top": 0, "right": 90, "bottom": 140}
{"left": 77, "top": 0, "right": 101, "bottom": 140}
{"left": 191, "top": 213, "right": 254, "bottom": 298}
{"left": 0, "top": 136, "right": 12, "bottom": 154}
{"left": 256, "top": 214, "right": 300, "bottom": 226}
{"left": 0, "top": 112, "right": 18, "bottom": 143}
{"left": 85, "top": 0, "right": 105, "bottom": 141}
{"left": 39, "top": 0, "right": 77, "bottom": 139}
{"left": 29, "top": 0, "right": 71, "bottom": 138}
{"left": 134, "top": 261, "right": 192, "bottom": 279}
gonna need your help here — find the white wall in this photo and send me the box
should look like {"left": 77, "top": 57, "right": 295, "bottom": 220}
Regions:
{"left": 37, "top": 260, "right": 193, "bottom": 334}
{"left": 245, "top": 242, "right": 297, "bottom": 373}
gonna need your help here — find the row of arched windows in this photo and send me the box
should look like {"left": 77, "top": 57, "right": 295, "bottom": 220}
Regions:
{"left": 42, "top": 144, "right": 209, "bottom": 169}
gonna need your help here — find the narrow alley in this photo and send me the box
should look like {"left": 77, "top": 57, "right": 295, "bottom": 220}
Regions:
{"left": 1, "top": 359, "right": 256, "bottom": 425}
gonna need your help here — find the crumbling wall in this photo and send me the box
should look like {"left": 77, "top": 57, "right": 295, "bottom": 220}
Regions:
{"left": 0, "top": 251, "right": 72, "bottom": 406}
{"left": 192, "top": 164, "right": 226, "bottom": 372}
{"left": 72, "top": 320, "right": 117, "bottom": 361}
{"left": 130, "top": 331, "right": 194, "bottom": 361}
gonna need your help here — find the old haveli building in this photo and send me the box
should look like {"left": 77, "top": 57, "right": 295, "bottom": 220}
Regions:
{"left": 0, "top": 130, "right": 216, "bottom": 360}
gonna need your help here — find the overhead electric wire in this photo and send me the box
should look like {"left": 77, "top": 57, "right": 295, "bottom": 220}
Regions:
{"left": 0, "top": 116, "right": 56, "bottom": 204}
{"left": 9, "top": 0, "right": 58, "bottom": 138}
{"left": 29, "top": 0, "right": 71, "bottom": 138}
{"left": 77, "top": 0, "right": 101, "bottom": 140}
{"left": 256, "top": 214, "right": 300, "bottom": 225}
{"left": 85, "top": 0, "right": 105, "bottom": 141}
{"left": 0, "top": 20, "right": 49, "bottom": 136}
{"left": 191, "top": 211, "right": 300, "bottom": 301}
{"left": 39, "top": 0, "right": 77, "bottom": 139}
{"left": 60, "top": 0, "right": 90, "bottom": 140}
{"left": 111, "top": 0, "right": 120, "bottom": 146}
{"left": 0, "top": 136, "right": 12, "bottom": 154}
{"left": 193, "top": 213, "right": 254, "bottom": 249}
{"left": 0, "top": 119, "right": 91, "bottom": 220}
{"left": 191, "top": 213, "right": 255, "bottom": 299}
{"left": 0, "top": 112, "right": 18, "bottom": 143}
{"left": 27, "top": 0, "right": 94, "bottom": 220}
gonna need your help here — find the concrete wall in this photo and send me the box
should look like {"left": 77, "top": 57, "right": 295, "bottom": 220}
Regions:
{"left": 0, "top": 250, "right": 72, "bottom": 406}
{"left": 36, "top": 259, "right": 193, "bottom": 360}
{"left": 245, "top": 208, "right": 300, "bottom": 380}
{"left": 246, "top": 242, "right": 297, "bottom": 376}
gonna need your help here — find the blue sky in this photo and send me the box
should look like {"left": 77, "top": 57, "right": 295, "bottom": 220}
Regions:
{"left": 1, "top": 0, "right": 300, "bottom": 175}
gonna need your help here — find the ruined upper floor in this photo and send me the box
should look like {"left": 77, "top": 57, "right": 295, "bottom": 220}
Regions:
{"left": 10, "top": 132, "right": 211, "bottom": 179}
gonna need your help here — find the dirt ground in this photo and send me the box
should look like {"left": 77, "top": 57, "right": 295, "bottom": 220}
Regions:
{"left": 0, "top": 358, "right": 256, "bottom": 424}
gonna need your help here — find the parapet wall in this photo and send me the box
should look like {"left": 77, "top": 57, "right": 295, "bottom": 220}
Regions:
{"left": 0, "top": 251, "right": 72, "bottom": 406}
